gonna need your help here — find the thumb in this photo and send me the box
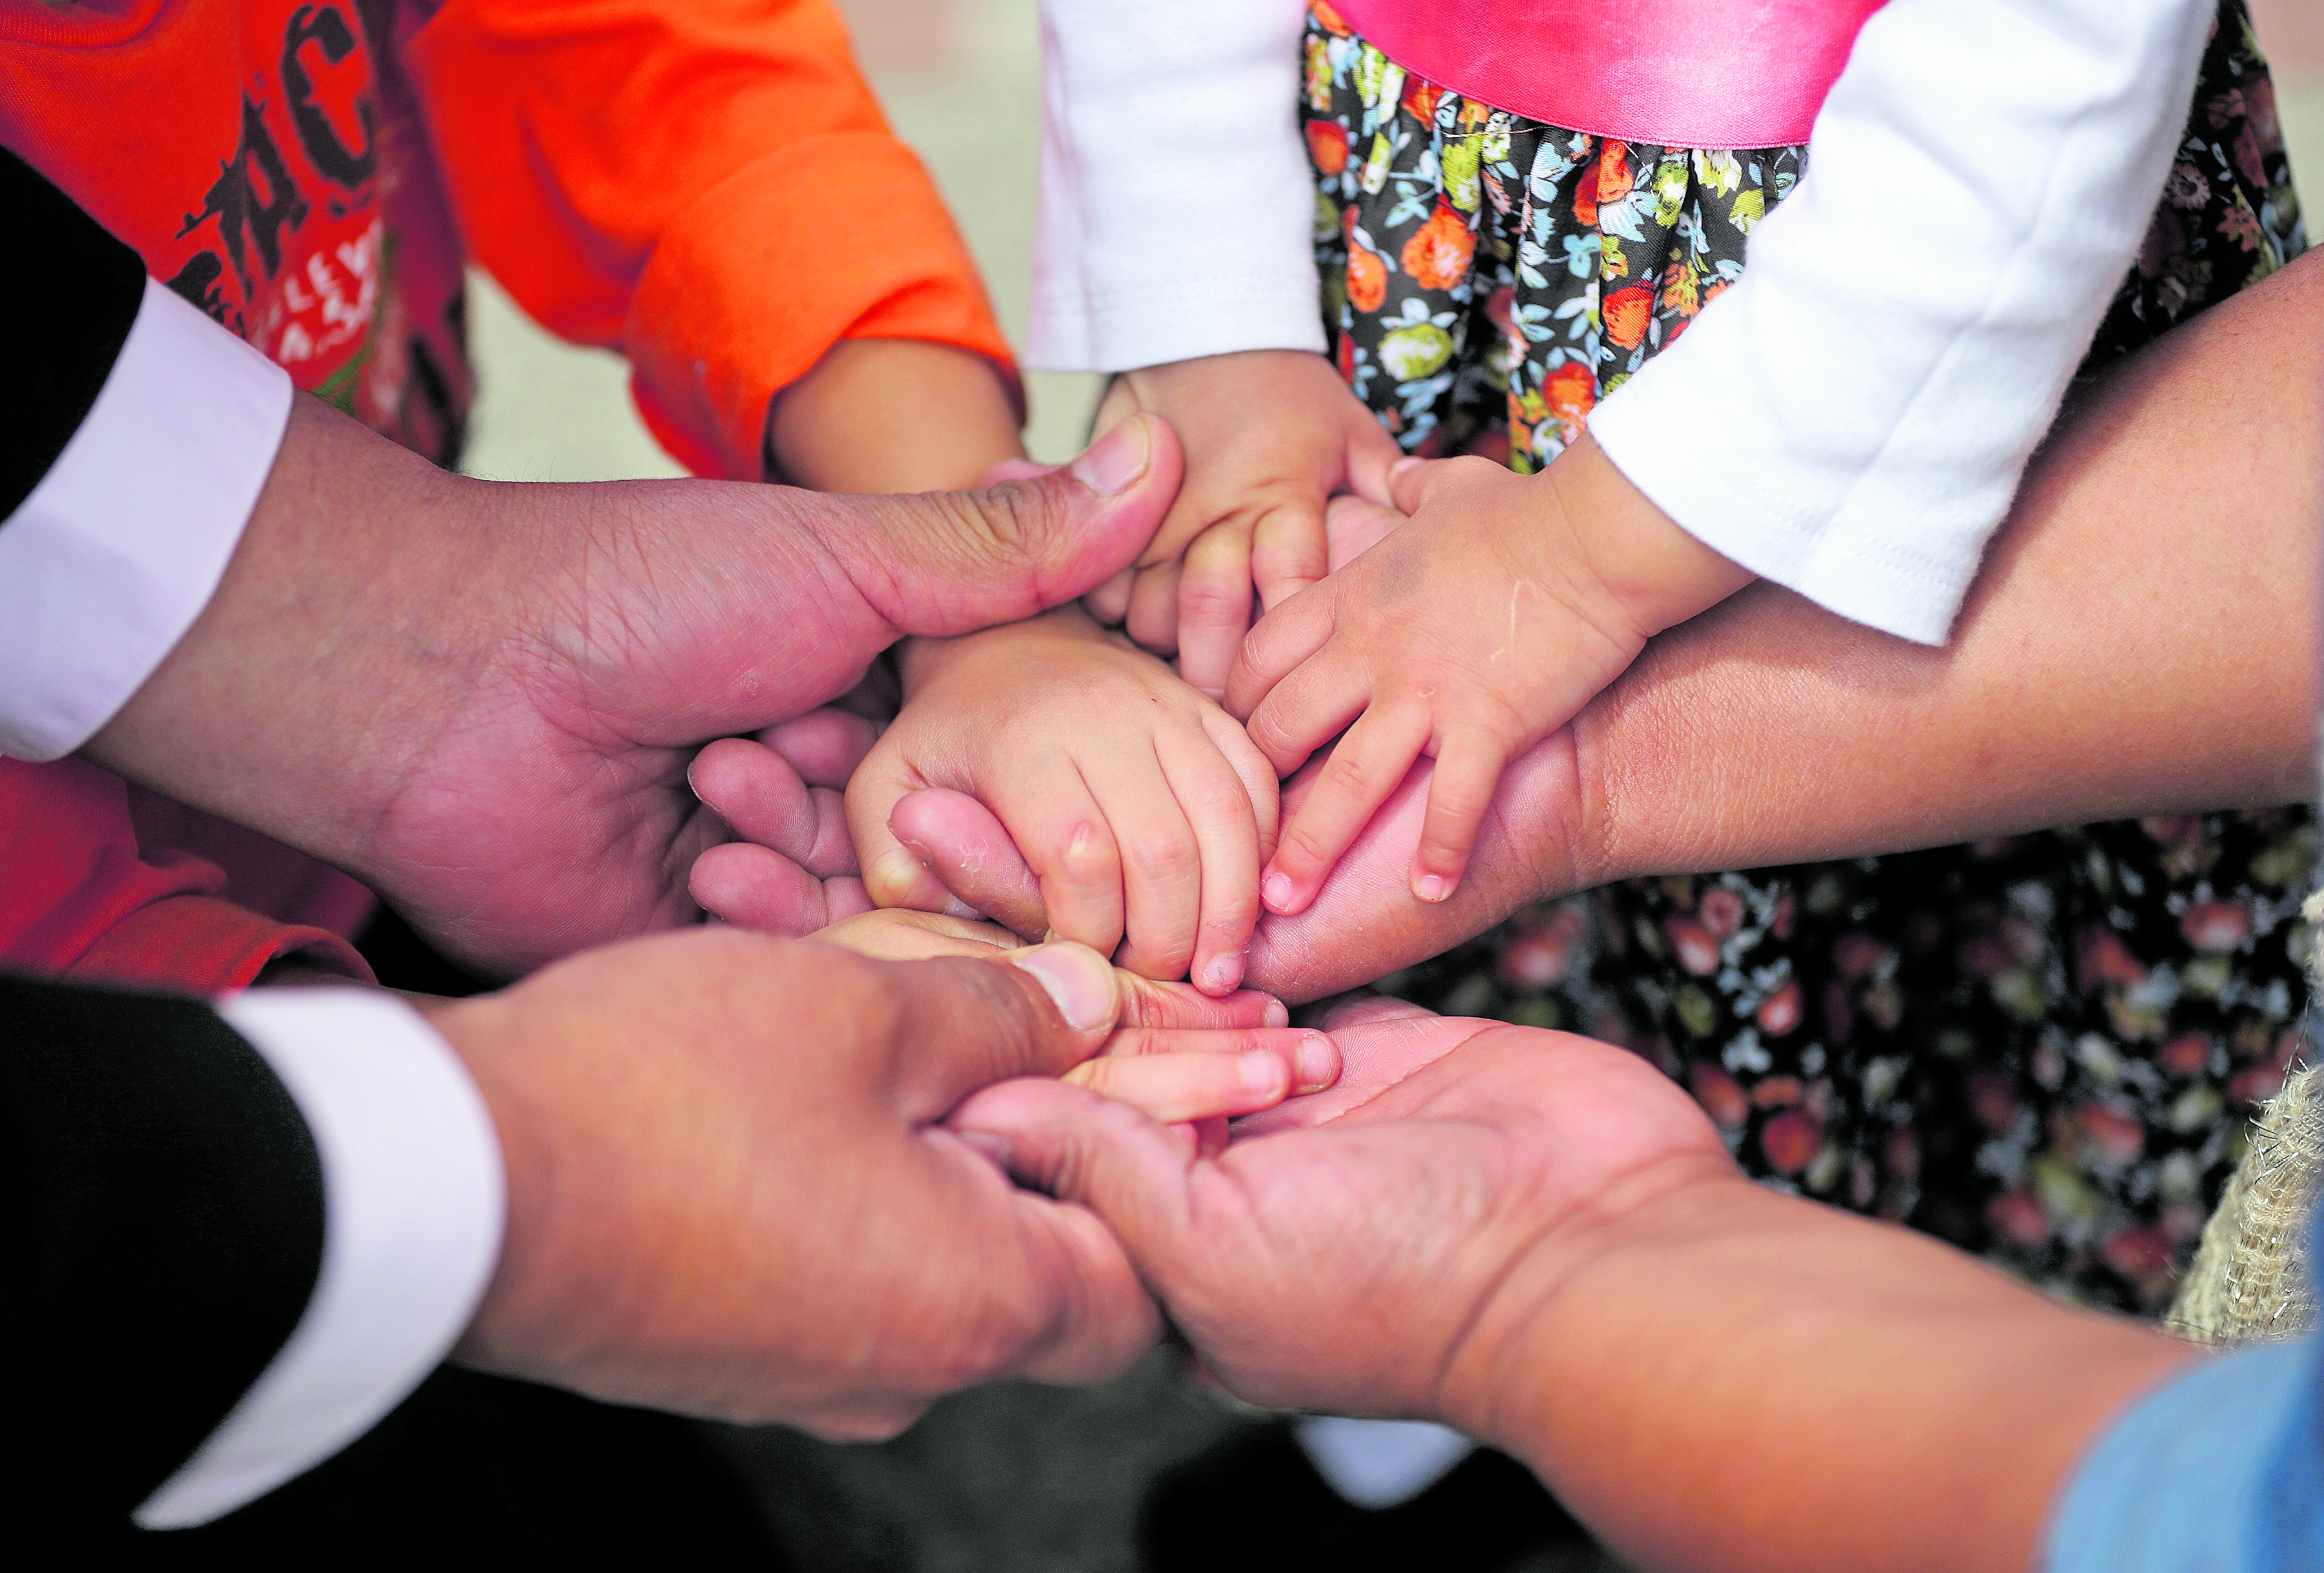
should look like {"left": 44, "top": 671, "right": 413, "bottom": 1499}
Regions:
{"left": 1375, "top": 450, "right": 1450, "bottom": 511}
{"left": 950, "top": 1076, "right": 1202, "bottom": 1278}
{"left": 882, "top": 941, "right": 1125, "bottom": 1119}
{"left": 825, "top": 414, "right": 1186, "bottom": 639}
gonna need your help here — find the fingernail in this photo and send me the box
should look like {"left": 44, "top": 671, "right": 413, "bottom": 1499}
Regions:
{"left": 1390, "top": 456, "right": 1424, "bottom": 483}
{"left": 1263, "top": 997, "right": 1290, "bottom": 1029}
{"left": 1068, "top": 417, "right": 1152, "bottom": 498}
{"left": 1294, "top": 1031, "right": 1338, "bottom": 1092}
{"left": 1009, "top": 944, "right": 1116, "bottom": 1033}
{"left": 958, "top": 1130, "right": 1013, "bottom": 1171}
{"left": 1415, "top": 873, "right": 1450, "bottom": 903}
{"left": 1262, "top": 872, "right": 1296, "bottom": 914}
{"left": 1203, "top": 953, "right": 1243, "bottom": 994}
{"left": 1240, "top": 1050, "right": 1289, "bottom": 1095}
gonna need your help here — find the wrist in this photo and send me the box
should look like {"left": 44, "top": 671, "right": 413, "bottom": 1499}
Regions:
{"left": 896, "top": 604, "right": 1109, "bottom": 694}
{"left": 1444, "top": 1162, "right": 2199, "bottom": 1573}
{"left": 767, "top": 337, "right": 1024, "bottom": 492}
{"left": 83, "top": 396, "right": 519, "bottom": 872}
{"left": 416, "top": 989, "right": 553, "bottom": 1374}
{"left": 1435, "top": 1155, "right": 1747, "bottom": 1452}
{"left": 1547, "top": 434, "right": 1753, "bottom": 641}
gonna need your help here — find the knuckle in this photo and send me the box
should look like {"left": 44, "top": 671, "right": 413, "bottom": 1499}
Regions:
{"left": 1126, "top": 838, "right": 1200, "bottom": 892}
{"left": 1277, "top": 821, "right": 1340, "bottom": 872}
{"left": 1178, "top": 574, "right": 1252, "bottom": 626}
{"left": 1320, "top": 744, "right": 1384, "bottom": 799}
{"left": 1050, "top": 821, "right": 1123, "bottom": 885}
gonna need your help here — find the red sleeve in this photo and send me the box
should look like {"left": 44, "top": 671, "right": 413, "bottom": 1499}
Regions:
{"left": 399, "top": 0, "right": 1017, "bottom": 478}
{"left": 0, "top": 759, "right": 372, "bottom": 995}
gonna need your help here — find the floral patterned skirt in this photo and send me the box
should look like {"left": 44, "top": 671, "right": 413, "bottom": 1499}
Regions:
{"left": 1305, "top": 0, "right": 2316, "bottom": 1310}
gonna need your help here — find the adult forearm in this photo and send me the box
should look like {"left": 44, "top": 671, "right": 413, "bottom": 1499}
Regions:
{"left": 81, "top": 396, "right": 518, "bottom": 866}
{"left": 1468, "top": 1179, "right": 2196, "bottom": 1573}
{"left": 1579, "top": 248, "right": 2322, "bottom": 890}
{"left": 1250, "top": 253, "right": 2322, "bottom": 1001}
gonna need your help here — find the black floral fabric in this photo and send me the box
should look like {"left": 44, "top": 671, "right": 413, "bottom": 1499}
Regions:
{"left": 1310, "top": 0, "right": 2316, "bottom": 1311}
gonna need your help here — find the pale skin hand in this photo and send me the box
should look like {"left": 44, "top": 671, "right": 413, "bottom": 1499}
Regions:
{"left": 952, "top": 998, "right": 2198, "bottom": 1573}
{"left": 844, "top": 604, "right": 1280, "bottom": 993}
{"left": 765, "top": 336, "right": 1027, "bottom": 493}
{"left": 812, "top": 908, "right": 1340, "bottom": 1126}
{"left": 1234, "top": 248, "right": 2324, "bottom": 1002}
{"left": 81, "top": 394, "right": 1183, "bottom": 978}
{"left": 1227, "top": 430, "right": 1753, "bottom": 914}
{"left": 424, "top": 928, "right": 1173, "bottom": 1439}
{"left": 1081, "top": 350, "right": 1405, "bottom": 698}
{"left": 682, "top": 337, "right": 1030, "bottom": 930}
{"left": 812, "top": 253, "right": 2324, "bottom": 1002}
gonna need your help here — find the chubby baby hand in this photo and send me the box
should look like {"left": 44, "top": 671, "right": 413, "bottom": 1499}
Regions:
{"left": 1229, "top": 434, "right": 1751, "bottom": 915}
{"left": 1083, "top": 350, "right": 1403, "bottom": 700}
{"left": 849, "top": 606, "right": 1280, "bottom": 994}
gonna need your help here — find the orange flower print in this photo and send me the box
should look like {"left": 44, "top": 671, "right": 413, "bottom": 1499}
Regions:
{"left": 1543, "top": 360, "right": 1594, "bottom": 416}
{"left": 1347, "top": 242, "right": 1388, "bottom": 313}
{"left": 1400, "top": 203, "right": 1474, "bottom": 290}
{"left": 1309, "top": 0, "right": 1352, "bottom": 36}
{"left": 1603, "top": 284, "right": 1654, "bottom": 350}
{"left": 1658, "top": 262, "right": 1699, "bottom": 318}
{"left": 1596, "top": 140, "right": 1636, "bottom": 207}
{"left": 1306, "top": 119, "right": 1350, "bottom": 175}
{"left": 1400, "top": 76, "right": 1442, "bottom": 125}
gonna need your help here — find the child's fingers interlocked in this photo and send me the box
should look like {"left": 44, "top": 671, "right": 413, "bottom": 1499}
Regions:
{"left": 1174, "top": 520, "right": 1257, "bottom": 700}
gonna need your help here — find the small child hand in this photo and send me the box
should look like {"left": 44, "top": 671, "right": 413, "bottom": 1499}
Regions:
{"left": 849, "top": 606, "right": 1280, "bottom": 993}
{"left": 1083, "top": 351, "right": 1403, "bottom": 700}
{"left": 810, "top": 918, "right": 1336, "bottom": 1129}
{"left": 1228, "top": 434, "right": 1753, "bottom": 914}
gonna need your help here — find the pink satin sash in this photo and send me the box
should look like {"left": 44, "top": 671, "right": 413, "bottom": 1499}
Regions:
{"left": 1329, "top": 0, "right": 1890, "bottom": 149}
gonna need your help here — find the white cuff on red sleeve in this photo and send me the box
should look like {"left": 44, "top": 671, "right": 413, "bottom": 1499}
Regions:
{"left": 0, "top": 277, "right": 291, "bottom": 761}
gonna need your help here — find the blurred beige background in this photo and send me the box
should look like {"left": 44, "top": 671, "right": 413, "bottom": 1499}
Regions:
{"left": 456, "top": 0, "right": 2324, "bottom": 485}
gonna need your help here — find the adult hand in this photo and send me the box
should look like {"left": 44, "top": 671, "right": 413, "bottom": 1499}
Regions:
{"left": 949, "top": 997, "right": 1729, "bottom": 1426}
{"left": 813, "top": 907, "right": 1340, "bottom": 1128}
{"left": 954, "top": 1000, "right": 2195, "bottom": 1573}
{"left": 86, "top": 397, "right": 1183, "bottom": 978}
{"left": 427, "top": 927, "right": 1168, "bottom": 1437}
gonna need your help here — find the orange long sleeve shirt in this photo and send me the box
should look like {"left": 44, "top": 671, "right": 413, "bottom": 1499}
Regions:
{"left": 1, "top": 0, "right": 1010, "bottom": 989}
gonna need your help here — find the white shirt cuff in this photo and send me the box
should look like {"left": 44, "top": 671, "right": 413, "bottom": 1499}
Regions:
{"left": 134, "top": 989, "right": 505, "bottom": 1529}
{"left": 0, "top": 277, "right": 291, "bottom": 761}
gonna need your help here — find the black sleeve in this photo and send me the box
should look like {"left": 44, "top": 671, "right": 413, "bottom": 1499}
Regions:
{"left": 1, "top": 971, "right": 325, "bottom": 1527}
{"left": 0, "top": 145, "right": 149, "bottom": 520}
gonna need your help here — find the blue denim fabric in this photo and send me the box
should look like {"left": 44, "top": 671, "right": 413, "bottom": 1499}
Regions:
{"left": 2046, "top": 1218, "right": 2324, "bottom": 1570}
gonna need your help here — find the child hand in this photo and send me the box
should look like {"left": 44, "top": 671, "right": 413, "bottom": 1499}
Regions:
{"left": 1083, "top": 351, "right": 1402, "bottom": 700}
{"left": 808, "top": 916, "right": 1336, "bottom": 1130}
{"left": 1228, "top": 434, "right": 1753, "bottom": 914}
{"left": 849, "top": 606, "right": 1280, "bottom": 993}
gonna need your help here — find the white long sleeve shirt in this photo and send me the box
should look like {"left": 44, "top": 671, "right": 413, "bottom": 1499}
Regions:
{"left": 0, "top": 277, "right": 506, "bottom": 1527}
{"left": 1030, "top": 0, "right": 2212, "bottom": 644}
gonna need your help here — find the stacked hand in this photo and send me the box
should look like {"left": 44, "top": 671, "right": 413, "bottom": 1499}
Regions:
{"left": 1082, "top": 351, "right": 1404, "bottom": 698}
{"left": 1228, "top": 436, "right": 1748, "bottom": 914}
{"left": 432, "top": 926, "right": 1324, "bottom": 1436}
{"left": 90, "top": 397, "right": 1184, "bottom": 978}
{"left": 947, "top": 995, "right": 1733, "bottom": 1432}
